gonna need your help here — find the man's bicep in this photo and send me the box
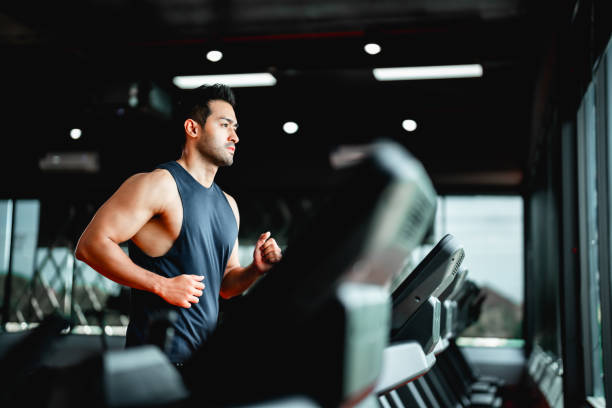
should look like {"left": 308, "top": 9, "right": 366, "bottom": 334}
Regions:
{"left": 86, "top": 174, "right": 164, "bottom": 244}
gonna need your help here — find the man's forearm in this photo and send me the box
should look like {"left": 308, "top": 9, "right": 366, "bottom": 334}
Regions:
{"left": 220, "top": 263, "right": 263, "bottom": 298}
{"left": 75, "top": 234, "right": 164, "bottom": 295}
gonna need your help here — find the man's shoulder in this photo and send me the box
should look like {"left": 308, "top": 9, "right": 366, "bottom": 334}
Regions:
{"left": 221, "top": 190, "right": 237, "bottom": 206}
{"left": 221, "top": 190, "right": 239, "bottom": 221}
{"left": 123, "top": 168, "right": 176, "bottom": 194}
{"left": 150, "top": 167, "right": 176, "bottom": 183}
{"left": 221, "top": 189, "right": 234, "bottom": 200}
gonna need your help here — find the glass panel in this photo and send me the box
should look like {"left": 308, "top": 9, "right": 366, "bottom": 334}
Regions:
{"left": 0, "top": 201, "right": 13, "bottom": 309}
{"left": 8, "top": 200, "right": 41, "bottom": 322}
{"left": 31, "top": 246, "right": 74, "bottom": 318}
{"left": 435, "top": 195, "right": 524, "bottom": 339}
{"left": 584, "top": 82, "right": 605, "bottom": 398}
{"left": 602, "top": 38, "right": 612, "bottom": 404}
{"left": 72, "top": 255, "right": 125, "bottom": 327}
{"left": 11, "top": 200, "right": 40, "bottom": 280}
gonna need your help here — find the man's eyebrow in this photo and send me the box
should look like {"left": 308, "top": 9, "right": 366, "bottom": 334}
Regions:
{"left": 220, "top": 117, "right": 238, "bottom": 127}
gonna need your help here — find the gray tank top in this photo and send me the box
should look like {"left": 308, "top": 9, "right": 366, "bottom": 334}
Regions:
{"left": 126, "top": 161, "right": 238, "bottom": 363}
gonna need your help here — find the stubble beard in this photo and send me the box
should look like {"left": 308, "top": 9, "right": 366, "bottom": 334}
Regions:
{"left": 197, "top": 141, "right": 233, "bottom": 167}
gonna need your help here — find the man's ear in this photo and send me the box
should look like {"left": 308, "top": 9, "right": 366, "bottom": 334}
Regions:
{"left": 184, "top": 119, "right": 199, "bottom": 138}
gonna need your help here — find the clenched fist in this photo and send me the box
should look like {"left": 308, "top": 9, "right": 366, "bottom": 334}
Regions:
{"left": 253, "top": 231, "right": 282, "bottom": 275}
{"left": 159, "top": 274, "right": 205, "bottom": 308}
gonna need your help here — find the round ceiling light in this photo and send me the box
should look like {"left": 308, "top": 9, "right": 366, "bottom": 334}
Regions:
{"left": 206, "top": 50, "right": 223, "bottom": 62}
{"left": 283, "top": 121, "right": 299, "bottom": 134}
{"left": 70, "top": 128, "right": 82, "bottom": 140}
{"left": 402, "top": 119, "right": 417, "bottom": 132}
{"left": 364, "top": 43, "right": 381, "bottom": 55}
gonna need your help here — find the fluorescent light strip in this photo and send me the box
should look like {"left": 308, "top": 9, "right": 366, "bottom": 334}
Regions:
{"left": 373, "top": 64, "right": 483, "bottom": 81}
{"left": 173, "top": 73, "right": 276, "bottom": 89}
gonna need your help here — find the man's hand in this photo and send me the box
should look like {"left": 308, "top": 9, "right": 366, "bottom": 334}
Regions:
{"left": 159, "top": 274, "right": 205, "bottom": 308}
{"left": 253, "top": 231, "right": 282, "bottom": 275}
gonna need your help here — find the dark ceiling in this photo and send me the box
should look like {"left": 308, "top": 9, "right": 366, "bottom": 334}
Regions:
{"left": 0, "top": 0, "right": 552, "bottom": 204}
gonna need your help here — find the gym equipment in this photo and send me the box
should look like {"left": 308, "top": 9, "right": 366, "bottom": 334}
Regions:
{"left": 182, "top": 139, "right": 438, "bottom": 407}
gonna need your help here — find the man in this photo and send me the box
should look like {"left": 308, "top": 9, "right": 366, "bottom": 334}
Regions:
{"left": 75, "top": 84, "right": 282, "bottom": 364}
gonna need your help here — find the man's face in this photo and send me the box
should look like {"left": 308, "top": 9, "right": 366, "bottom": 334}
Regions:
{"left": 196, "top": 99, "right": 239, "bottom": 166}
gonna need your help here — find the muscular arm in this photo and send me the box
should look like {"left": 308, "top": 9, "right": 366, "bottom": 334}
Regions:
{"left": 75, "top": 171, "right": 204, "bottom": 308}
{"left": 219, "top": 194, "right": 282, "bottom": 299}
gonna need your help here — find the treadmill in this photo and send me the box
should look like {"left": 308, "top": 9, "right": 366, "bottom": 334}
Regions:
{"left": 376, "top": 234, "right": 465, "bottom": 407}
{"left": 180, "top": 138, "right": 439, "bottom": 408}
{"left": 422, "top": 277, "right": 504, "bottom": 408}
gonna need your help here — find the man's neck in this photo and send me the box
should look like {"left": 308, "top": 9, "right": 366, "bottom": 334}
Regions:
{"left": 177, "top": 152, "right": 218, "bottom": 188}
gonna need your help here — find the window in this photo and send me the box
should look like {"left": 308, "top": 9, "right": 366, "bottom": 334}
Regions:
{"left": 578, "top": 67, "right": 607, "bottom": 401}
{"left": 605, "top": 35, "right": 612, "bottom": 406}
{"left": 584, "top": 82, "right": 605, "bottom": 398}
{"left": 4, "top": 200, "right": 40, "bottom": 325}
{"left": 433, "top": 195, "right": 524, "bottom": 344}
{"left": 0, "top": 199, "right": 127, "bottom": 333}
{"left": 0, "top": 200, "right": 13, "bottom": 314}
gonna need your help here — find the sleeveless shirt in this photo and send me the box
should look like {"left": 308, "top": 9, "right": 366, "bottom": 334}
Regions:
{"left": 126, "top": 161, "right": 238, "bottom": 363}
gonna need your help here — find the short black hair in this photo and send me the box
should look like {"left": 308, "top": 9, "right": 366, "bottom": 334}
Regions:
{"left": 176, "top": 83, "right": 236, "bottom": 126}
{"left": 174, "top": 84, "right": 236, "bottom": 151}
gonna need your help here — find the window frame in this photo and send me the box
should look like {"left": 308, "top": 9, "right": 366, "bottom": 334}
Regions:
{"left": 596, "top": 40, "right": 612, "bottom": 404}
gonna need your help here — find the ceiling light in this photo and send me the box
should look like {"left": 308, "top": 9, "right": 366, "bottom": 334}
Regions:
{"left": 173, "top": 73, "right": 276, "bottom": 89}
{"left": 283, "top": 121, "right": 298, "bottom": 134}
{"left": 373, "top": 64, "right": 483, "bottom": 81}
{"left": 70, "top": 128, "right": 82, "bottom": 140}
{"left": 364, "top": 43, "right": 381, "bottom": 55}
{"left": 39, "top": 152, "right": 99, "bottom": 173}
{"left": 206, "top": 50, "right": 223, "bottom": 62}
{"left": 402, "top": 120, "right": 417, "bottom": 132}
